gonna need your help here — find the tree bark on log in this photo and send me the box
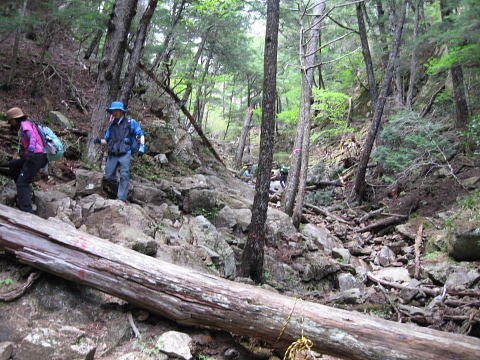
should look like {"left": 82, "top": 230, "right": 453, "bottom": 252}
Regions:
{"left": 355, "top": 215, "right": 405, "bottom": 233}
{"left": 0, "top": 204, "right": 479, "bottom": 360}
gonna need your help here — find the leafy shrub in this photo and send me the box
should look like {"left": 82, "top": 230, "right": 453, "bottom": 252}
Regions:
{"left": 311, "top": 89, "right": 352, "bottom": 143}
{"left": 373, "top": 111, "right": 455, "bottom": 176}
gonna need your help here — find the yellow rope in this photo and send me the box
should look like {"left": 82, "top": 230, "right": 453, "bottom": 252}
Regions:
{"left": 273, "top": 297, "right": 314, "bottom": 360}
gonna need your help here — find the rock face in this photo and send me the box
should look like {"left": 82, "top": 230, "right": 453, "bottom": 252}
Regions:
{"left": 448, "top": 228, "right": 480, "bottom": 261}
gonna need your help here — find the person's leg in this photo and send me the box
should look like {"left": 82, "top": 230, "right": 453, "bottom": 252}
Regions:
{"left": 9, "top": 158, "right": 25, "bottom": 183}
{"left": 104, "top": 156, "right": 119, "bottom": 195}
{"left": 15, "top": 154, "right": 48, "bottom": 213}
{"left": 117, "top": 154, "right": 131, "bottom": 201}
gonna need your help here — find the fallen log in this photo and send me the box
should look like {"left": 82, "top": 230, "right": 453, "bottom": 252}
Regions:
{"left": 0, "top": 204, "right": 479, "bottom": 360}
{"left": 355, "top": 215, "right": 404, "bottom": 233}
{"left": 306, "top": 180, "right": 344, "bottom": 189}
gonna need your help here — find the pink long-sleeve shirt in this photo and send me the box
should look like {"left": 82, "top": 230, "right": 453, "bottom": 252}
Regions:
{"left": 20, "top": 121, "right": 45, "bottom": 153}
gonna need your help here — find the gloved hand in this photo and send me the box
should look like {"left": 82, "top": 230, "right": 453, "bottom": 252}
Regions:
{"left": 26, "top": 148, "right": 35, "bottom": 161}
{"left": 94, "top": 138, "right": 102, "bottom": 145}
{"left": 138, "top": 144, "right": 145, "bottom": 156}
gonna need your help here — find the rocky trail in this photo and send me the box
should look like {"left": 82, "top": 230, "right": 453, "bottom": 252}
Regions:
{"left": 0, "top": 28, "right": 479, "bottom": 360}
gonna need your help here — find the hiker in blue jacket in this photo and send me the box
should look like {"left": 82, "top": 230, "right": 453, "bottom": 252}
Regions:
{"left": 279, "top": 164, "right": 289, "bottom": 188}
{"left": 94, "top": 101, "right": 145, "bottom": 202}
{"left": 6, "top": 107, "right": 48, "bottom": 214}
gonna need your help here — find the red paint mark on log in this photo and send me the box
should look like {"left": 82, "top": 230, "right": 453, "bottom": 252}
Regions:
{"left": 78, "top": 269, "right": 86, "bottom": 280}
{"left": 74, "top": 235, "right": 89, "bottom": 250}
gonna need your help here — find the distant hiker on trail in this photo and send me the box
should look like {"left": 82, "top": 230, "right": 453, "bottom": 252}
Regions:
{"left": 93, "top": 101, "right": 145, "bottom": 203}
{"left": 5, "top": 107, "right": 48, "bottom": 214}
{"left": 242, "top": 164, "right": 253, "bottom": 177}
{"left": 279, "top": 164, "right": 289, "bottom": 188}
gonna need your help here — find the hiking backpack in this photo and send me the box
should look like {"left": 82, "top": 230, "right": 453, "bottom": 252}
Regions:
{"left": 35, "top": 124, "right": 65, "bottom": 161}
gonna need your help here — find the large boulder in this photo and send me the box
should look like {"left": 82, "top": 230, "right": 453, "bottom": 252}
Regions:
{"left": 143, "top": 119, "right": 177, "bottom": 155}
{"left": 179, "top": 215, "right": 236, "bottom": 279}
{"left": 445, "top": 208, "right": 480, "bottom": 261}
{"left": 448, "top": 228, "right": 480, "bottom": 261}
{"left": 47, "top": 111, "right": 75, "bottom": 128}
{"left": 15, "top": 326, "right": 96, "bottom": 360}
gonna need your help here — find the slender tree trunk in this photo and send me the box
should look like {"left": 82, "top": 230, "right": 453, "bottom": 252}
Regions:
{"left": 394, "top": 64, "right": 404, "bottom": 109}
{"left": 238, "top": 0, "right": 279, "bottom": 283}
{"left": 84, "top": 29, "right": 104, "bottom": 60}
{"left": 439, "top": 0, "right": 469, "bottom": 130}
{"left": 151, "top": 0, "right": 186, "bottom": 74}
{"left": 87, "top": 0, "right": 138, "bottom": 165}
{"left": 181, "top": 26, "right": 213, "bottom": 107}
{"left": 119, "top": 0, "right": 158, "bottom": 106}
{"left": 357, "top": 2, "right": 378, "bottom": 110}
{"left": 375, "top": 0, "right": 389, "bottom": 68}
{"left": 223, "top": 77, "right": 236, "bottom": 140}
{"left": 292, "top": 0, "right": 326, "bottom": 227}
{"left": 192, "top": 54, "right": 213, "bottom": 128}
{"left": 235, "top": 108, "right": 254, "bottom": 169}
{"left": 406, "top": 0, "right": 422, "bottom": 109}
{"left": 283, "top": 0, "right": 325, "bottom": 217}
{"left": 6, "top": 0, "right": 28, "bottom": 89}
{"left": 355, "top": 0, "right": 408, "bottom": 202}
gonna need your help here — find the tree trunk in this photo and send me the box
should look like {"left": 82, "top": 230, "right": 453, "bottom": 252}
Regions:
{"left": 119, "top": 0, "right": 159, "bottom": 106}
{"left": 87, "top": 0, "right": 138, "bottom": 165}
{"left": 181, "top": 26, "right": 213, "bottom": 107}
{"left": 439, "top": 0, "right": 469, "bottom": 130}
{"left": 356, "top": 2, "right": 378, "bottom": 110}
{"left": 84, "top": 29, "right": 104, "bottom": 60}
{"left": 151, "top": 0, "right": 186, "bottom": 74}
{"left": 292, "top": 0, "right": 326, "bottom": 228}
{"left": 283, "top": 0, "right": 324, "bottom": 217}
{"left": 354, "top": 0, "right": 408, "bottom": 202}
{"left": 238, "top": 0, "right": 280, "bottom": 283}
{"left": 234, "top": 107, "right": 254, "bottom": 169}
{"left": 192, "top": 53, "right": 214, "bottom": 128}
{"left": 6, "top": 0, "right": 28, "bottom": 90}
{"left": 374, "top": 0, "right": 389, "bottom": 68}
{"left": 1, "top": 204, "right": 479, "bottom": 360}
{"left": 406, "top": 0, "right": 422, "bottom": 110}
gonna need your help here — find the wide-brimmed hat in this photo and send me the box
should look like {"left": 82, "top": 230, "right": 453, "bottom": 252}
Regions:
{"left": 6, "top": 107, "right": 26, "bottom": 121}
{"left": 106, "top": 101, "right": 127, "bottom": 114}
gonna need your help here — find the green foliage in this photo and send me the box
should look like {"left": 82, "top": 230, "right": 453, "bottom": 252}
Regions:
{"left": 462, "top": 113, "right": 480, "bottom": 150}
{"left": 132, "top": 338, "right": 159, "bottom": 356}
{"left": 0, "top": 175, "right": 9, "bottom": 186}
{"left": 306, "top": 189, "right": 334, "bottom": 207}
{"left": 131, "top": 156, "right": 161, "bottom": 181}
{"left": 458, "top": 190, "right": 480, "bottom": 211}
{"left": 424, "top": 251, "right": 446, "bottom": 260}
{"left": 426, "top": 45, "right": 480, "bottom": 75}
{"left": 273, "top": 152, "right": 291, "bottom": 166}
{"left": 0, "top": 278, "right": 13, "bottom": 286}
{"left": 192, "top": 207, "right": 219, "bottom": 220}
{"left": 311, "top": 89, "right": 352, "bottom": 143}
{"left": 373, "top": 111, "right": 455, "bottom": 175}
{"left": 277, "top": 86, "right": 302, "bottom": 125}
{"left": 277, "top": 106, "right": 299, "bottom": 125}
{"left": 309, "top": 161, "right": 327, "bottom": 184}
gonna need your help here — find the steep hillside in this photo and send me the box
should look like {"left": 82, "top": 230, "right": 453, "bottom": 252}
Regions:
{"left": 0, "top": 33, "right": 93, "bottom": 130}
